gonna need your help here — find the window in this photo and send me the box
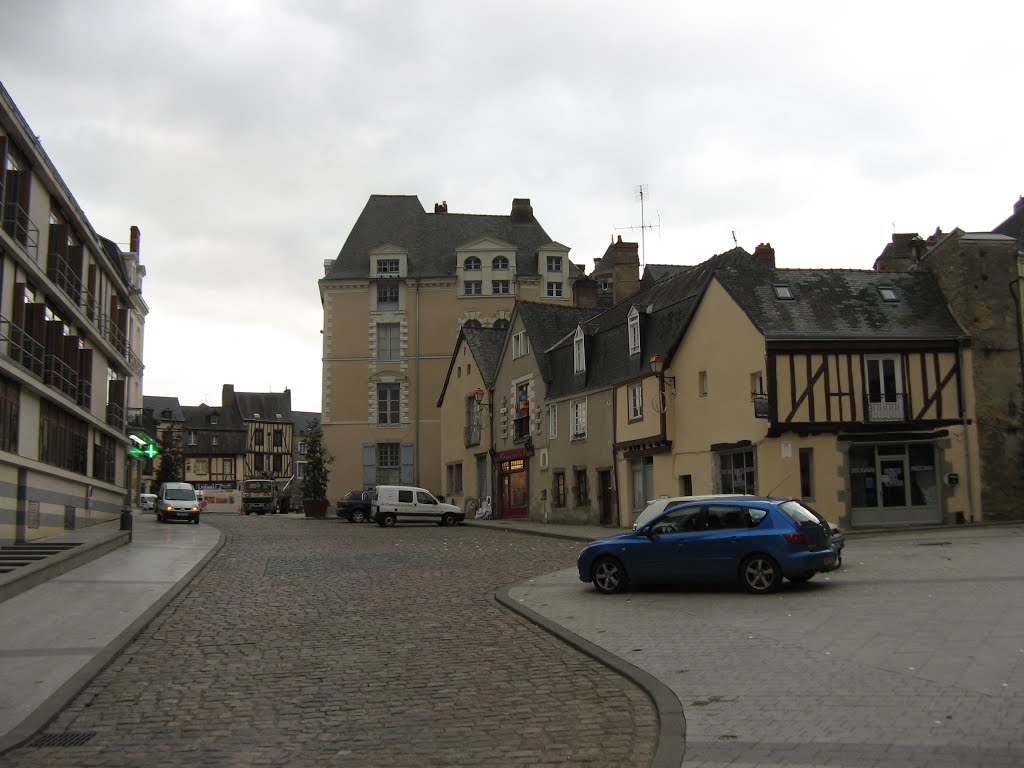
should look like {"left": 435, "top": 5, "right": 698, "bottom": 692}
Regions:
{"left": 492, "top": 280, "right": 510, "bottom": 295}
{"left": 573, "top": 327, "right": 585, "bottom": 374}
{"left": 295, "top": 461, "right": 306, "bottom": 479}
{"left": 464, "top": 280, "right": 482, "bottom": 296}
{"left": 464, "top": 256, "right": 481, "bottom": 271}
{"left": 799, "top": 447, "right": 814, "bottom": 499}
{"left": 272, "top": 429, "right": 283, "bottom": 448}
{"left": 751, "top": 371, "right": 764, "bottom": 398}
{"left": 377, "top": 323, "right": 400, "bottom": 361}
{"left": 377, "top": 258, "right": 399, "bottom": 275}
{"left": 377, "top": 383, "right": 401, "bottom": 424}
{"left": 212, "top": 435, "right": 218, "bottom": 447}
{"left": 553, "top": 472, "right": 567, "bottom": 507}
{"left": 377, "top": 283, "right": 399, "bottom": 310}
{"left": 272, "top": 453, "right": 283, "bottom": 473}
{"left": 194, "top": 458, "right": 209, "bottom": 475}
{"left": 512, "top": 331, "right": 530, "bottom": 359}
{"left": 0, "top": 376, "right": 18, "bottom": 452}
{"left": 628, "top": 383, "right": 643, "bottom": 420}
{"left": 698, "top": 370, "right": 708, "bottom": 396}
{"left": 377, "top": 442, "right": 401, "bottom": 485}
{"left": 513, "top": 382, "right": 530, "bottom": 441}
{"left": 571, "top": 398, "right": 587, "bottom": 440}
{"left": 630, "top": 456, "right": 654, "bottom": 517}
{"left": 447, "top": 463, "right": 463, "bottom": 495}
{"left": 223, "top": 458, "right": 233, "bottom": 475}
{"left": 297, "top": 441, "right": 307, "bottom": 454}
{"left": 210, "top": 415, "right": 218, "bottom": 425}
{"left": 717, "top": 448, "right": 756, "bottom": 494}
{"left": 628, "top": 307, "right": 641, "bottom": 355}
{"left": 574, "top": 468, "right": 588, "bottom": 506}
{"left": 878, "top": 287, "right": 899, "bottom": 302}
{"left": 865, "top": 356, "right": 904, "bottom": 422}
{"left": 494, "top": 318, "right": 509, "bottom": 329}
{"left": 465, "top": 394, "right": 481, "bottom": 447}
{"left": 773, "top": 284, "right": 793, "bottom": 299}
{"left": 492, "top": 255, "right": 509, "bottom": 270}
{"left": 254, "top": 430, "right": 264, "bottom": 447}
{"left": 187, "top": 430, "right": 197, "bottom": 446}
{"left": 254, "top": 453, "right": 265, "bottom": 472}
{"left": 548, "top": 403, "right": 558, "bottom": 439}
{"left": 546, "top": 282, "right": 563, "bottom": 297}
{"left": 39, "top": 402, "right": 88, "bottom": 474}
{"left": 547, "top": 255, "right": 562, "bottom": 272}
{"left": 93, "top": 433, "right": 116, "bottom": 483}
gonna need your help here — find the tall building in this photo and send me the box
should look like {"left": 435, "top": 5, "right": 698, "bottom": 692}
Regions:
{"left": 1, "top": 82, "right": 147, "bottom": 542}
{"left": 319, "top": 195, "right": 574, "bottom": 497}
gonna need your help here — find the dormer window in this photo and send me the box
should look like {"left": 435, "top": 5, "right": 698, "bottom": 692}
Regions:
{"left": 573, "top": 326, "right": 586, "bottom": 374}
{"left": 464, "top": 256, "right": 481, "bottom": 271}
{"left": 547, "top": 255, "right": 563, "bottom": 272}
{"left": 628, "top": 306, "right": 641, "bottom": 355}
{"left": 773, "top": 284, "right": 793, "bottom": 300}
{"left": 254, "top": 412, "right": 261, "bottom": 419}
{"left": 878, "top": 287, "right": 899, "bottom": 302}
{"left": 377, "top": 259, "right": 399, "bottom": 275}
{"left": 210, "top": 414, "right": 218, "bottom": 425}
{"left": 276, "top": 413, "right": 283, "bottom": 419}
{"left": 492, "top": 255, "right": 509, "bottom": 270}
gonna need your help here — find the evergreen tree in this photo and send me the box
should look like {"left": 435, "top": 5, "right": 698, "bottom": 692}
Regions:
{"left": 153, "top": 429, "right": 183, "bottom": 487}
{"left": 301, "top": 418, "right": 332, "bottom": 501}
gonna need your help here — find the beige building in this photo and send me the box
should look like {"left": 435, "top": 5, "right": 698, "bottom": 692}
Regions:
{"left": 1, "top": 83, "right": 147, "bottom": 542}
{"left": 319, "top": 196, "right": 574, "bottom": 498}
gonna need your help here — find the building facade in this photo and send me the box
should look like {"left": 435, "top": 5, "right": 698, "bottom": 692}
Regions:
{"left": 1, "top": 82, "right": 147, "bottom": 542}
{"left": 319, "top": 195, "right": 574, "bottom": 499}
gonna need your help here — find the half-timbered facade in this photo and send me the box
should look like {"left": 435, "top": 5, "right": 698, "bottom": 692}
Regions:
{"left": 222, "top": 384, "right": 295, "bottom": 485}
{"left": 181, "top": 403, "right": 245, "bottom": 490}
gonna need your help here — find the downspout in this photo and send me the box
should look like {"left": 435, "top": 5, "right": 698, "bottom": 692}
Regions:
{"left": 612, "top": 383, "right": 622, "bottom": 528}
{"left": 488, "top": 387, "right": 496, "bottom": 518}
{"left": 414, "top": 278, "right": 420, "bottom": 486}
{"left": 957, "top": 336, "right": 976, "bottom": 523}
{"left": 1012, "top": 252, "right": 1024, "bottom": 424}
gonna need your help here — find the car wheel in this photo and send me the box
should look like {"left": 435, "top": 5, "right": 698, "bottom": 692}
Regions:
{"left": 192, "top": 516, "right": 200, "bottom": 525}
{"left": 740, "top": 554, "right": 782, "bottom": 594}
{"left": 592, "top": 556, "right": 628, "bottom": 594}
{"left": 350, "top": 509, "right": 366, "bottom": 524}
{"left": 788, "top": 571, "right": 815, "bottom": 583}
{"left": 156, "top": 513, "right": 163, "bottom": 523}
{"left": 440, "top": 512, "right": 457, "bottom": 527}
{"left": 380, "top": 512, "right": 397, "bottom": 527}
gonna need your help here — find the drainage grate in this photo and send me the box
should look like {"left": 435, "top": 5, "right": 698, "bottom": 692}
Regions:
{"left": 26, "top": 731, "right": 97, "bottom": 748}
{"left": 264, "top": 553, "right": 439, "bottom": 577}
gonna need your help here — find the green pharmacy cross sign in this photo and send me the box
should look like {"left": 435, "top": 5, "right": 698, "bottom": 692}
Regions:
{"left": 128, "top": 434, "right": 160, "bottom": 459}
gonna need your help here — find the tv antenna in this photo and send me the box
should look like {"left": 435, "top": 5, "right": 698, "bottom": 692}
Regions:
{"left": 614, "top": 184, "right": 661, "bottom": 267}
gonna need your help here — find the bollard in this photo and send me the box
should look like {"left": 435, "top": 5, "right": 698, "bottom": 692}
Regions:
{"left": 120, "top": 507, "right": 134, "bottom": 543}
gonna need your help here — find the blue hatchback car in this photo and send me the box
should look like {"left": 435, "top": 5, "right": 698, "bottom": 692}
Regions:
{"left": 578, "top": 496, "right": 837, "bottom": 594}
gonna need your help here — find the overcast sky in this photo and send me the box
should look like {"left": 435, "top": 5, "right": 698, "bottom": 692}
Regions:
{"left": 2, "top": 1, "right": 1021, "bottom": 413}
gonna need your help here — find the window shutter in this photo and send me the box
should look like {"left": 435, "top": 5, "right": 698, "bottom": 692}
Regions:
{"left": 401, "top": 442, "right": 414, "bottom": 484}
{"left": 361, "top": 443, "right": 375, "bottom": 487}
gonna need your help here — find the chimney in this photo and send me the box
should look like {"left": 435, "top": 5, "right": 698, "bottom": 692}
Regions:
{"left": 611, "top": 236, "right": 641, "bottom": 305}
{"left": 434, "top": 201, "right": 448, "bottom": 213}
{"left": 1013, "top": 196, "right": 1024, "bottom": 214}
{"left": 573, "top": 275, "right": 599, "bottom": 308}
{"left": 872, "top": 233, "right": 920, "bottom": 272}
{"left": 222, "top": 384, "right": 236, "bottom": 409}
{"left": 510, "top": 198, "right": 533, "bottom": 223}
{"left": 753, "top": 243, "right": 776, "bottom": 268}
{"left": 129, "top": 225, "right": 141, "bottom": 254}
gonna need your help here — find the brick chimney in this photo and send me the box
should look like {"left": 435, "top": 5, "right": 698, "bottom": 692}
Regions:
{"left": 573, "top": 274, "right": 599, "bottom": 308}
{"left": 129, "top": 225, "right": 141, "bottom": 254}
{"left": 510, "top": 198, "right": 534, "bottom": 223}
{"left": 873, "top": 233, "right": 921, "bottom": 272}
{"left": 222, "top": 384, "right": 236, "bottom": 409}
{"left": 753, "top": 243, "right": 776, "bottom": 268}
{"left": 611, "top": 236, "right": 641, "bottom": 305}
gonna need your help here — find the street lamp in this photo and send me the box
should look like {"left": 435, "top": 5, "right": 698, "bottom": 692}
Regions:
{"left": 649, "top": 354, "right": 676, "bottom": 393}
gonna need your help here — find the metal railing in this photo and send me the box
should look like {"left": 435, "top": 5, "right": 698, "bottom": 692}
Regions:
{"left": 44, "top": 354, "right": 78, "bottom": 400}
{"left": 513, "top": 415, "right": 530, "bottom": 441}
{"left": 0, "top": 315, "right": 44, "bottom": 379}
{"left": 106, "top": 401, "right": 124, "bottom": 429}
{"left": 464, "top": 423, "right": 481, "bottom": 447}
{"left": 865, "top": 394, "right": 906, "bottom": 422}
{"left": 2, "top": 200, "right": 40, "bottom": 261}
{"left": 46, "top": 251, "right": 85, "bottom": 304}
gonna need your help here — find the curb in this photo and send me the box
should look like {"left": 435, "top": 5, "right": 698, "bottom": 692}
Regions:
{"left": 495, "top": 582, "right": 686, "bottom": 768}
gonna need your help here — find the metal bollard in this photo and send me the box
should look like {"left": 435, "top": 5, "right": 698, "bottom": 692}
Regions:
{"left": 120, "top": 507, "right": 133, "bottom": 543}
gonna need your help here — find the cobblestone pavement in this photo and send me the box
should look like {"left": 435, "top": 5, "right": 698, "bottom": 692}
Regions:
{"left": 510, "top": 524, "right": 1024, "bottom": 768}
{"left": 0, "top": 517, "right": 658, "bottom": 768}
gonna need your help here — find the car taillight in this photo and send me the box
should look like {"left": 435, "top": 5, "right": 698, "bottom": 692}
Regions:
{"left": 784, "top": 532, "right": 812, "bottom": 545}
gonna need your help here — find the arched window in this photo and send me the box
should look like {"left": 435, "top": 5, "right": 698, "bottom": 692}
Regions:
{"left": 464, "top": 256, "right": 481, "bottom": 271}
{"left": 492, "top": 255, "right": 509, "bottom": 270}
{"left": 463, "top": 319, "right": 482, "bottom": 328}
{"left": 493, "top": 318, "right": 510, "bottom": 330}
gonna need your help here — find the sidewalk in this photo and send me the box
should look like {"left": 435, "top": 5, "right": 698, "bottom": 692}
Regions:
{"left": 0, "top": 512, "right": 222, "bottom": 752}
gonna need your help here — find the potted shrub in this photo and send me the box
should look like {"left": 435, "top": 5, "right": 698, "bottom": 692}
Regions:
{"left": 300, "top": 418, "right": 333, "bottom": 518}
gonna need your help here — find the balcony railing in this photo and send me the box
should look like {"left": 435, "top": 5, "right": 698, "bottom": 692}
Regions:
{"left": 2, "top": 201, "right": 40, "bottom": 261}
{"left": 513, "top": 415, "right": 530, "bottom": 441}
{"left": 46, "top": 251, "right": 85, "bottom": 305}
{"left": 127, "top": 407, "right": 158, "bottom": 434}
{"left": 866, "top": 394, "right": 906, "bottom": 423}
{"left": 100, "top": 315, "right": 128, "bottom": 358}
{"left": 76, "top": 380, "right": 92, "bottom": 409}
{"left": 106, "top": 401, "right": 124, "bottom": 430}
{"left": 464, "top": 423, "right": 481, "bottom": 447}
{"left": 44, "top": 354, "right": 78, "bottom": 400}
{"left": 0, "top": 315, "right": 44, "bottom": 379}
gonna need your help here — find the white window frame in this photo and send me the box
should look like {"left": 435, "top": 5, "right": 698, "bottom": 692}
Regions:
{"left": 377, "top": 322, "right": 400, "bottom": 361}
{"left": 628, "top": 383, "right": 643, "bottom": 420}
{"left": 548, "top": 403, "right": 558, "bottom": 439}
{"left": 546, "top": 281, "right": 563, "bottom": 297}
{"left": 512, "top": 330, "right": 530, "bottom": 359}
{"left": 464, "top": 256, "right": 481, "bottom": 271}
{"left": 628, "top": 306, "right": 641, "bottom": 355}
{"left": 492, "top": 280, "right": 510, "bottom": 295}
{"left": 464, "top": 280, "right": 482, "bottom": 296}
{"left": 377, "top": 258, "right": 400, "bottom": 275}
{"left": 546, "top": 255, "right": 563, "bottom": 272}
{"left": 571, "top": 398, "right": 587, "bottom": 440}
{"left": 573, "top": 327, "right": 586, "bottom": 374}
{"left": 492, "top": 255, "right": 509, "bottom": 270}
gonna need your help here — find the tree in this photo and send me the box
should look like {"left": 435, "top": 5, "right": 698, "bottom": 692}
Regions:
{"left": 153, "top": 429, "right": 183, "bottom": 489}
{"left": 300, "top": 418, "right": 332, "bottom": 501}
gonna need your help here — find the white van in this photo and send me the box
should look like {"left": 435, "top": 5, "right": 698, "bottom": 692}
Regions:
{"left": 372, "top": 486, "right": 465, "bottom": 527}
{"left": 139, "top": 493, "right": 157, "bottom": 511}
{"left": 157, "top": 482, "right": 200, "bottom": 524}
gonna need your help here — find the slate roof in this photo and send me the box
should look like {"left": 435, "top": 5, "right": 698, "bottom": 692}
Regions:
{"left": 233, "top": 390, "right": 293, "bottom": 422}
{"left": 292, "top": 411, "right": 321, "bottom": 433}
{"left": 716, "top": 264, "right": 969, "bottom": 341}
{"left": 436, "top": 326, "right": 507, "bottom": 406}
{"left": 181, "top": 404, "right": 247, "bottom": 455}
{"left": 516, "top": 301, "right": 603, "bottom": 384}
{"left": 326, "top": 195, "right": 561, "bottom": 280}
{"left": 642, "top": 263, "right": 692, "bottom": 283}
{"left": 992, "top": 198, "right": 1024, "bottom": 244}
{"left": 143, "top": 396, "right": 184, "bottom": 422}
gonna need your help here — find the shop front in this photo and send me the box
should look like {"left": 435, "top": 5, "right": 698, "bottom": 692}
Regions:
{"left": 495, "top": 447, "right": 531, "bottom": 519}
{"left": 848, "top": 441, "right": 941, "bottom": 527}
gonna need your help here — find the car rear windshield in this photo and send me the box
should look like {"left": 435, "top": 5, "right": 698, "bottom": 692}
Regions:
{"left": 778, "top": 500, "right": 823, "bottom": 525}
{"left": 342, "top": 491, "right": 362, "bottom": 500}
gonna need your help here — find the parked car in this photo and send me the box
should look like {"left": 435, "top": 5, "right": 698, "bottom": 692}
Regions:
{"left": 371, "top": 485, "right": 465, "bottom": 527}
{"left": 579, "top": 496, "right": 837, "bottom": 595}
{"left": 337, "top": 490, "right": 373, "bottom": 523}
{"left": 139, "top": 493, "right": 157, "bottom": 511}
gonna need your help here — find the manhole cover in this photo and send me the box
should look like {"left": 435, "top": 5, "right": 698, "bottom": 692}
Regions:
{"left": 27, "top": 732, "right": 96, "bottom": 748}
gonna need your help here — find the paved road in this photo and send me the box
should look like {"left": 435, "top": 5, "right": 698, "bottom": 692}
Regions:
{"left": 510, "top": 524, "right": 1024, "bottom": 767}
{"left": 0, "top": 516, "right": 657, "bottom": 768}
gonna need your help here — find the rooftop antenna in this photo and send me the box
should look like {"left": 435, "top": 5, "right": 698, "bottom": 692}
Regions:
{"left": 731, "top": 230, "right": 738, "bottom": 248}
{"left": 614, "top": 184, "right": 661, "bottom": 267}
